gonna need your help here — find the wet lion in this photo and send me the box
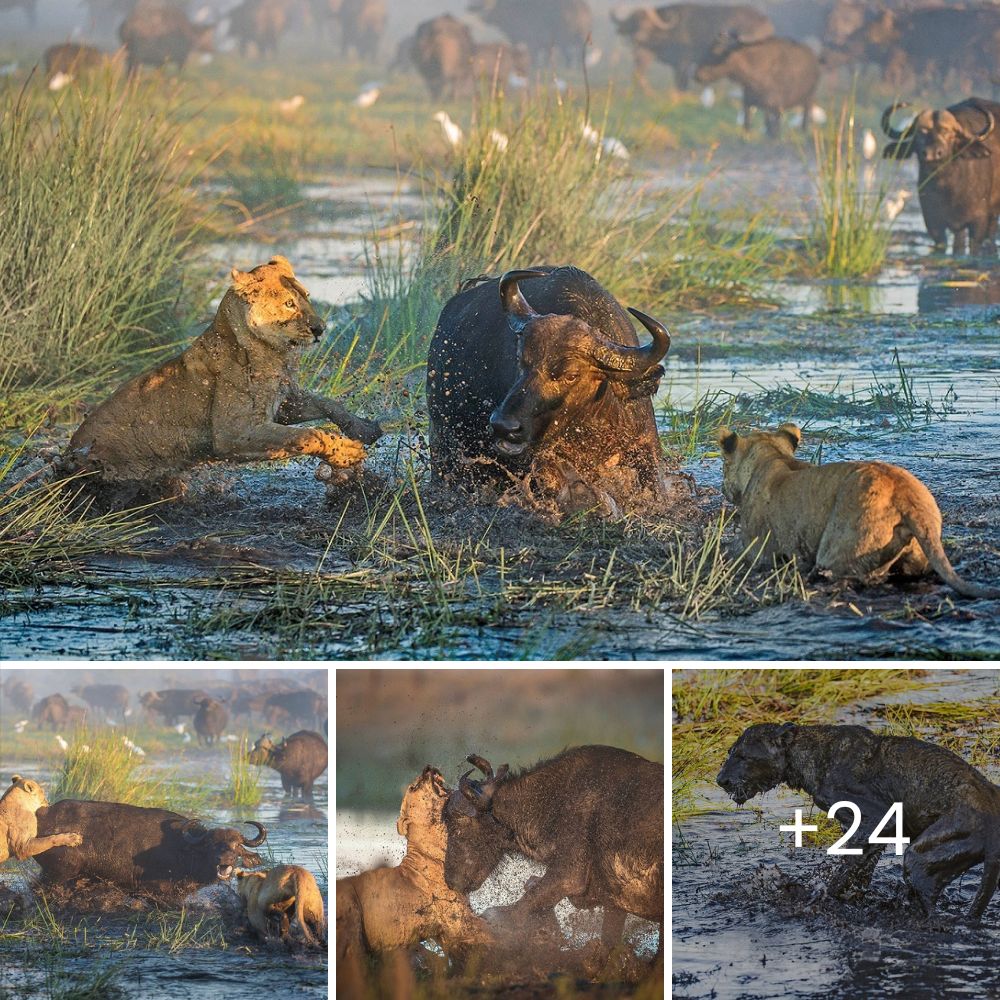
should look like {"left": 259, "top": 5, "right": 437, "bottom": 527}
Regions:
{"left": 336, "top": 766, "right": 492, "bottom": 983}
{"left": 0, "top": 775, "right": 83, "bottom": 865}
{"left": 718, "top": 423, "right": 1000, "bottom": 598}
{"left": 65, "top": 256, "right": 381, "bottom": 496}
{"left": 221, "top": 863, "right": 326, "bottom": 948}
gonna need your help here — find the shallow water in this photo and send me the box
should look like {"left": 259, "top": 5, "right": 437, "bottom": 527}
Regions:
{"left": 673, "top": 670, "right": 1000, "bottom": 999}
{"left": 0, "top": 745, "right": 328, "bottom": 1000}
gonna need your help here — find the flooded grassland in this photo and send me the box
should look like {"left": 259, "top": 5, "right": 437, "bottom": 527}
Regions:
{"left": 673, "top": 668, "right": 1000, "bottom": 999}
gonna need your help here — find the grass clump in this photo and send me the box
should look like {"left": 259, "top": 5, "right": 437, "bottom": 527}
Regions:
{"left": 806, "top": 96, "right": 894, "bottom": 277}
{"left": 226, "top": 736, "right": 263, "bottom": 807}
{"left": 222, "top": 118, "right": 305, "bottom": 217}
{"left": 0, "top": 73, "right": 210, "bottom": 395}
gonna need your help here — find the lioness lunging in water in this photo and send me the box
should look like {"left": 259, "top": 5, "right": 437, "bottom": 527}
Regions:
{"left": 0, "top": 775, "right": 83, "bottom": 866}
{"left": 717, "top": 423, "right": 999, "bottom": 598}
{"left": 66, "top": 256, "right": 381, "bottom": 496}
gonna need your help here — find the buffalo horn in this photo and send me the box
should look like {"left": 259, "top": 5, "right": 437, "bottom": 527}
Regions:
{"left": 880, "top": 101, "right": 912, "bottom": 141}
{"left": 466, "top": 753, "right": 494, "bottom": 780}
{"left": 591, "top": 307, "right": 671, "bottom": 376}
{"left": 241, "top": 820, "right": 267, "bottom": 847}
{"left": 975, "top": 106, "right": 995, "bottom": 141}
{"left": 498, "top": 269, "right": 545, "bottom": 332}
{"left": 459, "top": 768, "right": 491, "bottom": 809}
{"left": 180, "top": 819, "right": 208, "bottom": 844}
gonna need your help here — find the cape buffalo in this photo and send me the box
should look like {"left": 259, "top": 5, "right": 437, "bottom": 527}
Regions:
{"left": 140, "top": 689, "right": 210, "bottom": 725}
{"left": 34, "top": 800, "right": 266, "bottom": 890}
{"left": 412, "top": 15, "right": 475, "bottom": 100}
{"left": 612, "top": 3, "right": 773, "bottom": 93}
{"left": 226, "top": 0, "right": 290, "bottom": 58}
{"left": 694, "top": 35, "right": 819, "bottom": 138}
{"left": 120, "top": 2, "right": 214, "bottom": 72}
{"left": 193, "top": 697, "right": 229, "bottom": 746}
{"left": 43, "top": 43, "right": 111, "bottom": 78}
{"left": 882, "top": 98, "right": 1000, "bottom": 255}
{"left": 2, "top": 677, "right": 33, "bottom": 715}
{"left": 338, "top": 0, "right": 385, "bottom": 60}
{"left": 444, "top": 746, "right": 663, "bottom": 960}
{"left": 427, "top": 266, "right": 675, "bottom": 519}
{"left": 262, "top": 691, "right": 326, "bottom": 730}
{"left": 470, "top": 0, "right": 591, "bottom": 66}
{"left": 246, "top": 731, "right": 328, "bottom": 799}
{"left": 71, "top": 684, "right": 129, "bottom": 721}
{"left": 32, "top": 694, "right": 70, "bottom": 731}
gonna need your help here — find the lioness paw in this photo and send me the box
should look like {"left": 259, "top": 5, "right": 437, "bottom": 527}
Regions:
{"left": 63, "top": 833, "right": 84, "bottom": 847}
{"left": 318, "top": 432, "right": 366, "bottom": 468}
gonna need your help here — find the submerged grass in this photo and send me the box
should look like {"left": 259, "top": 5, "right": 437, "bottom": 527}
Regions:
{"left": 0, "top": 72, "right": 213, "bottom": 397}
{"left": 225, "top": 736, "right": 263, "bottom": 808}
{"left": 672, "top": 669, "right": 931, "bottom": 821}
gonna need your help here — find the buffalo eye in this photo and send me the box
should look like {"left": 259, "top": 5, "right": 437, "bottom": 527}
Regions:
{"left": 559, "top": 371, "right": 580, "bottom": 384}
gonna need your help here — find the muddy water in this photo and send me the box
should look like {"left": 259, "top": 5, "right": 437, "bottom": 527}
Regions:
{"left": 337, "top": 811, "right": 659, "bottom": 957}
{"left": 3, "top": 154, "right": 999, "bottom": 658}
{"left": 0, "top": 747, "right": 328, "bottom": 1000}
{"left": 673, "top": 670, "right": 1000, "bottom": 999}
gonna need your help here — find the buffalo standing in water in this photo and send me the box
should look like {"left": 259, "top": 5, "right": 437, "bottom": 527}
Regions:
{"left": 427, "top": 267, "right": 676, "bottom": 518}
{"left": 882, "top": 99, "right": 1000, "bottom": 256}
{"left": 247, "top": 730, "right": 328, "bottom": 800}
{"left": 444, "top": 746, "right": 663, "bottom": 963}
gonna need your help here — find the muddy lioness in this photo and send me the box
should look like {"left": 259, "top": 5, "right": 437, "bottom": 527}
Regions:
{"left": 0, "top": 775, "right": 83, "bottom": 866}
{"left": 336, "top": 766, "right": 492, "bottom": 978}
{"left": 718, "top": 723, "right": 1000, "bottom": 922}
{"left": 220, "top": 863, "right": 326, "bottom": 948}
{"left": 66, "top": 256, "right": 381, "bottom": 494}
{"left": 718, "top": 423, "right": 999, "bottom": 598}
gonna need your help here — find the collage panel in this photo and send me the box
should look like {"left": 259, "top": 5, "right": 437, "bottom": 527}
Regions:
{"left": 0, "top": 666, "right": 329, "bottom": 1000}
{"left": 672, "top": 667, "right": 1000, "bottom": 999}
{"left": 335, "top": 666, "right": 665, "bottom": 998}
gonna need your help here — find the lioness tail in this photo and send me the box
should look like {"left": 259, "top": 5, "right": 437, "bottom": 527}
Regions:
{"left": 904, "top": 509, "right": 1000, "bottom": 600}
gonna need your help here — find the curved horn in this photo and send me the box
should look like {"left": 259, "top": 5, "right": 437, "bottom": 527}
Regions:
{"left": 647, "top": 7, "right": 672, "bottom": 30}
{"left": 975, "top": 106, "right": 995, "bottom": 141}
{"left": 590, "top": 307, "right": 672, "bottom": 376}
{"left": 880, "top": 101, "right": 911, "bottom": 141}
{"left": 466, "top": 753, "right": 494, "bottom": 779}
{"left": 180, "top": 819, "right": 208, "bottom": 844}
{"left": 498, "top": 269, "right": 545, "bottom": 331}
{"left": 241, "top": 821, "right": 267, "bottom": 847}
{"left": 459, "top": 768, "right": 491, "bottom": 809}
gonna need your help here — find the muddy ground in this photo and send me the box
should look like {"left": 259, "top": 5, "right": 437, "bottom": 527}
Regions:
{"left": 673, "top": 670, "right": 1000, "bottom": 999}
{"left": 2, "top": 151, "right": 998, "bottom": 659}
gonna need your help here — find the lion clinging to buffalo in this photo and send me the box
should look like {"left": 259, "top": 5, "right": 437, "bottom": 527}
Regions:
{"left": 64, "top": 255, "right": 381, "bottom": 499}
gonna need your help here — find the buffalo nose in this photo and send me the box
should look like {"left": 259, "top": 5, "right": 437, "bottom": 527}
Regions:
{"left": 490, "top": 410, "right": 523, "bottom": 440}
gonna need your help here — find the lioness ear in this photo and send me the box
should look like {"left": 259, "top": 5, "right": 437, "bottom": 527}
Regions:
{"left": 268, "top": 255, "right": 295, "bottom": 279}
{"left": 777, "top": 423, "right": 802, "bottom": 451}
{"left": 396, "top": 814, "right": 409, "bottom": 837}
{"left": 10, "top": 775, "right": 22, "bottom": 785}
{"left": 717, "top": 427, "right": 738, "bottom": 455}
{"left": 230, "top": 268, "right": 255, "bottom": 294}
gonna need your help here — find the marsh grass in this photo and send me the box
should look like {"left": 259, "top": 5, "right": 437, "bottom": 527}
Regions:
{"left": 806, "top": 96, "right": 895, "bottom": 277}
{"left": 226, "top": 736, "right": 262, "bottom": 808}
{"left": 877, "top": 698, "right": 1000, "bottom": 768}
{"left": 0, "top": 434, "right": 155, "bottom": 585}
{"left": 0, "top": 72, "right": 213, "bottom": 395}
{"left": 221, "top": 118, "right": 306, "bottom": 216}
{"left": 672, "top": 669, "right": 931, "bottom": 821}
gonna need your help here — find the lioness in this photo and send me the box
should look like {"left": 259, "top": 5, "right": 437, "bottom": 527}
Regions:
{"left": 0, "top": 775, "right": 83, "bottom": 865}
{"left": 719, "top": 724, "right": 1000, "bottom": 922}
{"left": 718, "top": 423, "right": 999, "bottom": 597}
{"left": 336, "top": 766, "right": 492, "bottom": 976}
{"left": 219, "top": 863, "right": 326, "bottom": 948}
{"left": 66, "top": 256, "right": 381, "bottom": 494}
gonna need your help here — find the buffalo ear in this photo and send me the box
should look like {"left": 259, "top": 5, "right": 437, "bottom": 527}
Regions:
{"left": 593, "top": 380, "right": 609, "bottom": 403}
{"left": 777, "top": 423, "right": 801, "bottom": 451}
{"left": 717, "top": 427, "right": 739, "bottom": 455}
{"left": 959, "top": 139, "right": 992, "bottom": 159}
{"left": 882, "top": 140, "right": 913, "bottom": 160}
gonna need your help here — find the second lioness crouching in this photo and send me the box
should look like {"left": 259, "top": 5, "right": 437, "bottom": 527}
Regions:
{"left": 336, "top": 766, "right": 492, "bottom": 977}
{"left": 219, "top": 862, "right": 326, "bottom": 949}
{"left": 65, "top": 256, "right": 381, "bottom": 498}
{"left": 718, "top": 423, "right": 999, "bottom": 597}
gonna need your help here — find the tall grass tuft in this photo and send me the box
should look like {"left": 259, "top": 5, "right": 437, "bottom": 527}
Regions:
{"left": 807, "top": 97, "right": 894, "bottom": 277}
{"left": 0, "top": 72, "right": 209, "bottom": 394}
{"left": 226, "top": 736, "right": 263, "bottom": 807}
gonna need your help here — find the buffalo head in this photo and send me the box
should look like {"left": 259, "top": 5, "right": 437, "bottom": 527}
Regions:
{"left": 182, "top": 819, "right": 267, "bottom": 881}
{"left": 882, "top": 101, "right": 995, "bottom": 163}
{"left": 488, "top": 269, "right": 671, "bottom": 457}
{"left": 246, "top": 733, "right": 277, "bottom": 766}
{"left": 443, "top": 753, "right": 514, "bottom": 894}
{"left": 611, "top": 6, "right": 676, "bottom": 44}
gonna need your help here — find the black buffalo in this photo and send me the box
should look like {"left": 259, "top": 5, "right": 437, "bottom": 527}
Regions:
{"left": 694, "top": 35, "right": 819, "bottom": 138}
{"left": 338, "top": 0, "right": 386, "bottom": 60}
{"left": 225, "top": 0, "right": 289, "bottom": 58}
{"left": 444, "top": 746, "right": 663, "bottom": 958}
{"left": 246, "top": 730, "right": 328, "bottom": 799}
{"left": 193, "top": 697, "right": 229, "bottom": 746}
{"left": 71, "top": 684, "right": 129, "bottom": 721}
{"left": 263, "top": 690, "right": 327, "bottom": 729}
{"left": 427, "top": 267, "right": 675, "bottom": 519}
{"left": 34, "top": 800, "right": 266, "bottom": 890}
{"left": 882, "top": 99, "right": 1000, "bottom": 255}
{"left": 119, "top": 2, "right": 214, "bottom": 72}
{"left": 32, "top": 694, "right": 70, "bottom": 731}
{"left": 469, "top": 0, "right": 591, "bottom": 66}
{"left": 140, "top": 688, "right": 210, "bottom": 725}
{"left": 2, "top": 676, "right": 33, "bottom": 715}
{"left": 412, "top": 14, "right": 475, "bottom": 100}
{"left": 612, "top": 3, "right": 773, "bottom": 93}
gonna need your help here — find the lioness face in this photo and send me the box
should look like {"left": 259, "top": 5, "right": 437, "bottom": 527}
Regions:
{"left": 717, "top": 424, "right": 802, "bottom": 504}
{"left": 230, "top": 255, "right": 325, "bottom": 353}
{"left": 397, "top": 766, "right": 448, "bottom": 839}
{"left": 1, "top": 775, "right": 47, "bottom": 811}
{"left": 717, "top": 723, "right": 794, "bottom": 805}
